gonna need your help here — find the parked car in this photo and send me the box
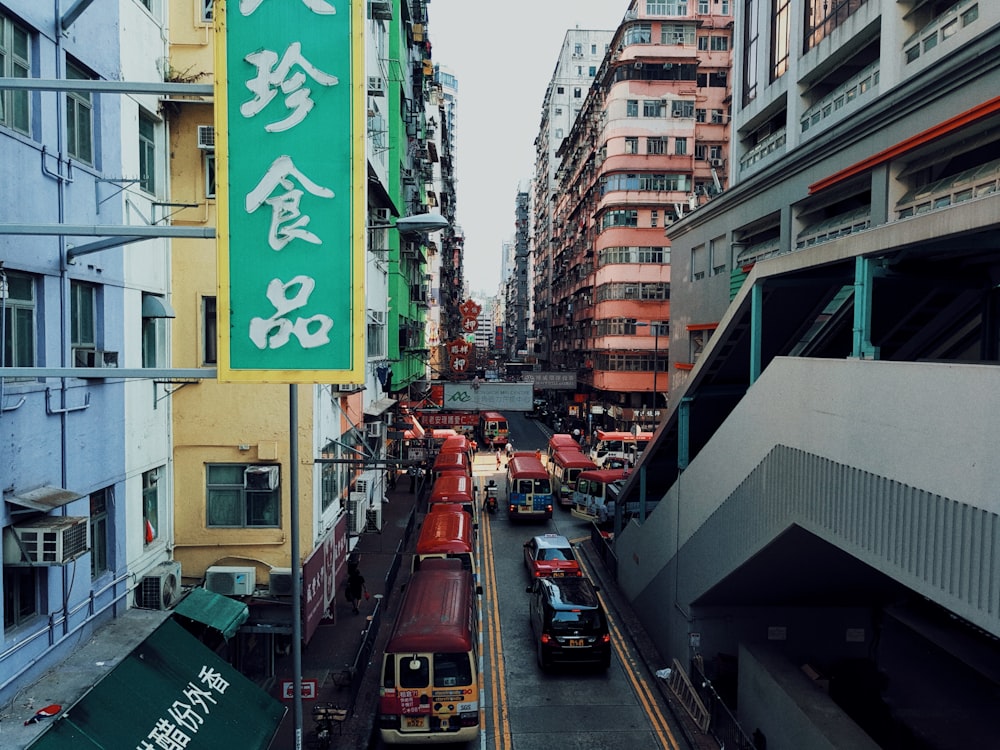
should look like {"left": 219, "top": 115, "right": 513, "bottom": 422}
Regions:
{"left": 523, "top": 534, "right": 582, "bottom": 579}
{"left": 525, "top": 576, "right": 611, "bottom": 670}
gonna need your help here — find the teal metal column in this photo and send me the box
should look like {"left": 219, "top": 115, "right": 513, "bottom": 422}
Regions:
{"left": 750, "top": 283, "right": 763, "bottom": 383}
{"left": 678, "top": 396, "right": 692, "bottom": 471}
{"left": 853, "top": 256, "right": 881, "bottom": 359}
{"left": 639, "top": 464, "right": 647, "bottom": 522}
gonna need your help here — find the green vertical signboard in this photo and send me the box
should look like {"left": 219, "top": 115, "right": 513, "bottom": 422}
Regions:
{"left": 215, "top": 0, "right": 364, "bottom": 383}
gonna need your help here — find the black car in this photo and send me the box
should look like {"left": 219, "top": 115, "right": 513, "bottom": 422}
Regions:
{"left": 525, "top": 576, "right": 611, "bottom": 671}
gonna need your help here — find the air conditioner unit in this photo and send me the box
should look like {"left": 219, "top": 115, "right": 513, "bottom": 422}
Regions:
{"left": 205, "top": 565, "right": 257, "bottom": 596}
{"left": 372, "top": 208, "right": 391, "bottom": 223}
{"left": 268, "top": 567, "right": 297, "bottom": 597}
{"left": 73, "top": 348, "right": 119, "bottom": 368}
{"left": 348, "top": 492, "right": 368, "bottom": 535}
{"left": 710, "top": 158, "right": 724, "bottom": 167}
{"left": 197, "top": 125, "right": 215, "bottom": 150}
{"left": 367, "top": 76, "right": 385, "bottom": 96}
{"left": 244, "top": 465, "right": 279, "bottom": 491}
{"left": 138, "top": 560, "right": 182, "bottom": 610}
{"left": 337, "top": 383, "right": 360, "bottom": 392}
{"left": 368, "top": 310, "right": 386, "bottom": 325}
{"left": 4, "top": 517, "right": 89, "bottom": 565}
{"left": 366, "top": 421, "right": 383, "bottom": 438}
{"left": 365, "top": 504, "right": 382, "bottom": 533}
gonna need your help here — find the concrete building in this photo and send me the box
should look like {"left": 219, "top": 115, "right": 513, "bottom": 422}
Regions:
{"left": 533, "top": 27, "right": 615, "bottom": 369}
{"left": 543, "top": 1, "right": 732, "bottom": 432}
{"left": 0, "top": 0, "right": 176, "bottom": 718}
{"left": 615, "top": 1, "right": 1000, "bottom": 747}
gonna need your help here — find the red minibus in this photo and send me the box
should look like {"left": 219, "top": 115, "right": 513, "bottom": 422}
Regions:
{"left": 427, "top": 474, "right": 476, "bottom": 519}
{"left": 378, "top": 563, "right": 479, "bottom": 743}
{"left": 548, "top": 449, "right": 597, "bottom": 507}
{"left": 506, "top": 454, "right": 553, "bottom": 520}
{"left": 432, "top": 450, "right": 471, "bottom": 482}
{"left": 412, "top": 508, "right": 478, "bottom": 583}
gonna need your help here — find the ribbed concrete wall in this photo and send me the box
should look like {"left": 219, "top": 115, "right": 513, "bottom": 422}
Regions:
{"left": 617, "top": 357, "right": 1000, "bottom": 664}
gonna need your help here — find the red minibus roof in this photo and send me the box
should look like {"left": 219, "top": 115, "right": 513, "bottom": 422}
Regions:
{"left": 578, "top": 467, "right": 632, "bottom": 483}
{"left": 440, "top": 435, "right": 471, "bottom": 452}
{"left": 507, "top": 455, "right": 548, "bottom": 478}
{"left": 386, "top": 566, "right": 474, "bottom": 653}
{"left": 551, "top": 449, "right": 598, "bottom": 469}
{"left": 594, "top": 430, "right": 635, "bottom": 441}
{"left": 548, "top": 434, "right": 578, "bottom": 448}
{"left": 433, "top": 451, "right": 469, "bottom": 471}
{"left": 428, "top": 473, "right": 473, "bottom": 503}
{"left": 416, "top": 509, "right": 473, "bottom": 554}
{"left": 479, "top": 411, "right": 507, "bottom": 421}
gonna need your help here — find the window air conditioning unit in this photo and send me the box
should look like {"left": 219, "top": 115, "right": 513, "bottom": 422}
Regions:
{"left": 138, "top": 560, "right": 182, "bottom": 610}
{"left": 366, "top": 421, "right": 383, "bottom": 438}
{"left": 205, "top": 565, "right": 257, "bottom": 596}
{"left": 372, "top": 208, "right": 391, "bottom": 223}
{"left": 197, "top": 125, "right": 215, "bottom": 150}
{"left": 268, "top": 567, "right": 297, "bottom": 597}
{"left": 74, "top": 348, "right": 119, "bottom": 368}
{"left": 337, "top": 383, "right": 360, "bottom": 392}
{"left": 710, "top": 158, "right": 724, "bottom": 167}
{"left": 367, "top": 76, "right": 385, "bottom": 96}
{"left": 4, "top": 517, "right": 90, "bottom": 565}
{"left": 244, "top": 465, "right": 279, "bottom": 491}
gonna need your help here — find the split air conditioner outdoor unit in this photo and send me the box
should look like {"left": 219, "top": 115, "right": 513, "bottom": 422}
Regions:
{"left": 138, "top": 560, "right": 182, "bottom": 610}
{"left": 4, "top": 517, "right": 90, "bottom": 565}
{"left": 365, "top": 504, "right": 382, "bottom": 533}
{"left": 205, "top": 565, "right": 257, "bottom": 596}
{"left": 197, "top": 125, "right": 215, "bottom": 150}
{"left": 244, "top": 465, "right": 279, "bottom": 491}
{"left": 337, "top": 383, "right": 361, "bottom": 392}
{"left": 348, "top": 493, "right": 368, "bottom": 535}
{"left": 268, "top": 567, "right": 297, "bottom": 597}
{"left": 710, "top": 158, "right": 724, "bottom": 167}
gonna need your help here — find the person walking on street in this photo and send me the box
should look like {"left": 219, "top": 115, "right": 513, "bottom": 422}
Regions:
{"left": 496, "top": 450, "right": 502, "bottom": 470}
{"left": 408, "top": 465, "right": 418, "bottom": 493}
{"left": 345, "top": 559, "right": 367, "bottom": 615}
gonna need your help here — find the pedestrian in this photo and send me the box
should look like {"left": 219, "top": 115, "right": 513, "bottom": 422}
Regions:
{"left": 408, "top": 465, "right": 418, "bottom": 493}
{"left": 471, "top": 439, "right": 478, "bottom": 457}
{"left": 345, "top": 558, "right": 367, "bottom": 615}
{"left": 505, "top": 442, "right": 514, "bottom": 458}
{"left": 495, "top": 450, "right": 502, "bottom": 470}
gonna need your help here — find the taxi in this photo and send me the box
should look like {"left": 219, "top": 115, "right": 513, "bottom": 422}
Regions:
{"left": 522, "top": 534, "right": 582, "bottom": 579}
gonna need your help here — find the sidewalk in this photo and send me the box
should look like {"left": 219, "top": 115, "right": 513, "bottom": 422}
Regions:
{"left": 268, "top": 474, "right": 422, "bottom": 750}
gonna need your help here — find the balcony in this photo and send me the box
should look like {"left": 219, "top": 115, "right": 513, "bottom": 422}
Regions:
{"left": 800, "top": 62, "right": 880, "bottom": 139}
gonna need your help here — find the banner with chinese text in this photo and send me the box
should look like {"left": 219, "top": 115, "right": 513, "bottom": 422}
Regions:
{"left": 215, "top": 0, "right": 364, "bottom": 382}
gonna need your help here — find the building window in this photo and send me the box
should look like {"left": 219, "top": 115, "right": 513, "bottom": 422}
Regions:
{"left": 142, "top": 316, "right": 158, "bottom": 367}
{"left": 201, "top": 0, "right": 214, "bottom": 22}
{"left": 143, "top": 468, "right": 161, "bottom": 546}
{"left": 601, "top": 209, "right": 639, "bottom": 229}
{"left": 626, "top": 99, "right": 639, "bottom": 117}
{"left": 771, "top": 0, "right": 790, "bottom": 81}
{"left": 2, "top": 271, "right": 36, "bottom": 368}
{"left": 66, "top": 61, "right": 94, "bottom": 165}
{"left": 624, "top": 23, "right": 652, "bottom": 46}
{"left": 367, "top": 319, "right": 385, "bottom": 358}
{"left": 647, "top": 137, "right": 667, "bottom": 154}
{"left": 691, "top": 244, "right": 706, "bottom": 280}
{"left": 643, "top": 99, "right": 665, "bottom": 117}
{"left": 573, "top": 88, "right": 582, "bottom": 99}
{"left": 90, "top": 488, "right": 111, "bottom": 578}
{"left": 591, "top": 44, "right": 597, "bottom": 54}
{"left": 3, "top": 566, "right": 39, "bottom": 631}
{"left": 589, "top": 66, "right": 597, "bottom": 76}
{"left": 651, "top": 210, "right": 659, "bottom": 228}
{"left": 624, "top": 136, "right": 639, "bottom": 154}
{"left": 207, "top": 464, "right": 281, "bottom": 528}
{"left": 556, "top": 86, "right": 564, "bottom": 94}
{"left": 696, "top": 108, "right": 706, "bottom": 123}
{"left": 711, "top": 36, "right": 729, "bottom": 51}
{"left": 698, "top": 0, "right": 709, "bottom": 11}
{"left": 698, "top": 35, "right": 709, "bottom": 51}
{"left": 672, "top": 100, "right": 694, "bottom": 118}
{"left": 202, "top": 296, "right": 217, "bottom": 365}
{"left": 554, "top": 107, "right": 563, "bottom": 115}
{"left": 675, "top": 137, "right": 688, "bottom": 155}
{"left": 205, "top": 152, "right": 216, "bottom": 198}
{"left": 710, "top": 235, "right": 727, "bottom": 275}
{"left": 665, "top": 24, "right": 696, "bottom": 45}
{"left": 574, "top": 43, "right": 583, "bottom": 56}
{"left": 712, "top": 108, "right": 725, "bottom": 124}
{"left": 138, "top": 111, "right": 157, "bottom": 194}
{"left": 743, "top": 0, "right": 759, "bottom": 105}
{"left": 71, "top": 281, "right": 97, "bottom": 349}
{"left": 0, "top": 11, "right": 30, "bottom": 134}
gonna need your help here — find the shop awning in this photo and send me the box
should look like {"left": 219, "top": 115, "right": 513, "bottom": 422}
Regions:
{"left": 173, "top": 586, "right": 249, "bottom": 640}
{"left": 29, "top": 619, "right": 285, "bottom": 750}
{"left": 363, "top": 397, "right": 397, "bottom": 417}
{"left": 4, "top": 486, "right": 82, "bottom": 512}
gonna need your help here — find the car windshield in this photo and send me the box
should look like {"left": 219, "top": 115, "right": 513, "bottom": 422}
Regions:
{"left": 550, "top": 610, "right": 603, "bottom": 631}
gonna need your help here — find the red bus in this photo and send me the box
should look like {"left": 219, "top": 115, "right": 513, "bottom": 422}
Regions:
{"left": 548, "top": 449, "right": 597, "bottom": 507}
{"left": 378, "top": 562, "right": 480, "bottom": 743}
{"left": 546, "top": 433, "right": 579, "bottom": 461}
{"left": 589, "top": 430, "right": 637, "bottom": 468}
{"left": 571, "top": 467, "right": 632, "bottom": 524}
{"left": 478, "top": 411, "right": 509, "bottom": 449}
{"left": 412, "top": 508, "right": 477, "bottom": 583}
{"left": 431, "top": 450, "right": 471, "bottom": 482}
{"left": 427, "top": 474, "right": 476, "bottom": 519}
{"left": 439, "top": 434, "right": 474, "bottom": 463}
{"left": 506, "top": 454, "right": 553, "bottom": 520}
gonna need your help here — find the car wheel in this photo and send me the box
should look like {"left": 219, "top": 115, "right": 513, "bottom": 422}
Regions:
{"left": 536, "top": 641, "right": 548, "bottom": 671}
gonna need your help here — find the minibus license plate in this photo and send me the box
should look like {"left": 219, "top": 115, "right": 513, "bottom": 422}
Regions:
{"left": 404, "top": 716, "right": 428, "bottom": 729}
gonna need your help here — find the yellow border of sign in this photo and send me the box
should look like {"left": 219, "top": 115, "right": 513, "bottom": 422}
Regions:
{"left": 214, "top": 0, "right": 366, "bottom": 384}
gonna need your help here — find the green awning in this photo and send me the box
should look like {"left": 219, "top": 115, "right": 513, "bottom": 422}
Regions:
{"left": 173, "top": 586, "right": 249, "bottom": 640}
{"left": 29, "top": 618, "right": 285, "bottom": 749}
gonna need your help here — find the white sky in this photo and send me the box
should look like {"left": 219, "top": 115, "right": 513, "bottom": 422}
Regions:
{"left": 426, "top": 0, "right": 628, "bottom": 295}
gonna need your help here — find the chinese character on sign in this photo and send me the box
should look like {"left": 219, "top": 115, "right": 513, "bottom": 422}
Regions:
{"left": 241, "top": 41, "right": 339, "bottom": 132}
{"left": 245, "top": 155, "right": 335, "bottom": 251}
{"left": 461, "top": 317, "right": 478, "bottom": 333}
{"left": 249, "top": 276, "right": 333, "bottom": 350}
